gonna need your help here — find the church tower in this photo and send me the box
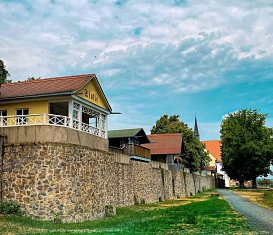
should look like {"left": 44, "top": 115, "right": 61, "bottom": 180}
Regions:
{"left": 194, "top": 114, "right": 200, "bottom": 140}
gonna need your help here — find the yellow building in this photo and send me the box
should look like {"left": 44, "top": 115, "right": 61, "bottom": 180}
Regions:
{"left": 0, "top": 74, "right": 112, "bottom": 139}
{"left": 202, "top": 149, "right": 217, "bottom": 175}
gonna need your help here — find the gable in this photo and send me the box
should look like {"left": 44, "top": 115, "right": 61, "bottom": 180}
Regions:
{"left": 76, "top": 76, "right": 111, "bottom": 112}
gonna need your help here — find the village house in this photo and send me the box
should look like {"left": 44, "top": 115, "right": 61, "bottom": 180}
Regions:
{"left": 0, "top": 74, "right": 112, "bottom": 148}
{"left": 202, "top": 150, "right": 217, "bottom": 176}
{"left": 108, "top": 128, "right": 151, "bottom": 162}
{"left": 201, "top": 140, "right": 230, "bottom": 187}
{"left": 141, "top": 133, "right": 185, "bottom": 165}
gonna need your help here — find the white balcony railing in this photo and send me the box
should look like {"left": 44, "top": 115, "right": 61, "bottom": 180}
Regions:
{"left": 0, "top": 114, "right": 105, "bottom": 138}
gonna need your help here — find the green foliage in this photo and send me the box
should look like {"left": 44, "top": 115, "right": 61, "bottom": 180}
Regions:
{"left": 105, "top": 205, "right": 115, "bottom": 217}
{"left": 133, "top": 194, "right": 139, "bottom": 205}
{"left": 0, "top": 200, "right": 21, "bottom": 215}
{"left": 262, "top": 191, "right": 273, "bottom": 208}
{"left": 53, "top": 213, "right": 62, "bottom": 224}
{"left": 220, "top": 109, "right": 273, "bottom": 187}
{"left": 258, "top": 178, "right": 272, "bottom": 187}
{"left": 0, "top": 60, "right": 11, "bottom": 84}
{"left": 151, "top": 114, "right": 210, "bottom": 172}
{"left": 26, "top": 77, "right": 41, "bottom": 81}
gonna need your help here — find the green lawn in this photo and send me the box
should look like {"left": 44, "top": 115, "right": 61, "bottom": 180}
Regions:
{"left": 0, "top": 190, "right": 256, "bottom": 235}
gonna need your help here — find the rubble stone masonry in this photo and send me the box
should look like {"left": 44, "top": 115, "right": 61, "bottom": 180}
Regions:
{"left": 0, "top": 142, "right": 215, "bottom": 222}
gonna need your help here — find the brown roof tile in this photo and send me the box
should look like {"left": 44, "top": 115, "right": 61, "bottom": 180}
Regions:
{"left": 0, "top": 74, "right": 94, "bottom": 99}
{"left": 141, "top": 133, "right": 183, "bottom": 155}
{"left": 201, "top": 140, "right": 222, "bottom": 162}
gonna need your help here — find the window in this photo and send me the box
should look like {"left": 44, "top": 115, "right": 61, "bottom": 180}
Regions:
{"left": 120, "top": 139, "right": 126, "bottom": 148}
{"left": 0, "top": 110, "right": 7, "bottom": 126}
{"left": 88, "top": 116, "right": 98, "bottom": 128}
{"left": 166, "top": 155, "right": 174, "bottom": 165}
{"left": 0, "top": 110, "right": 7, "bottom": 116}
{"left": 16, "top": 108, "right": 29, "bottom": 125}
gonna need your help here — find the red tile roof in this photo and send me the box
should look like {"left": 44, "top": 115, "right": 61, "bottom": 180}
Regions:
{"left": 141, "top": 133, "right": 183, "bottom": 155}
{"left": 0, "top": 74, "right": 94, "bottom": 99}
{"left": 201, "top": 140, "right": 222, "bottom": 162}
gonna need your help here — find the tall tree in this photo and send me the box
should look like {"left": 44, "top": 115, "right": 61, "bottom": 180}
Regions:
{"left": 151, "top": 114, "right": 210, "bottom": 172}
{"left": 0, "top": 60, "right": 11, "bottom": 84}
{"left": 220, "top": 109, "right": 273, "bottom": 188}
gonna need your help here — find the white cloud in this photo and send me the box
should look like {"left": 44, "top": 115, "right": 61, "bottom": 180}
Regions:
{"left": 2, "top": 0, "right": 273, "bottom": 140}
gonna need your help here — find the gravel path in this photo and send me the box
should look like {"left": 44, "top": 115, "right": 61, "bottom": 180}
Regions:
{"left": 217, "top": 189, "right": 273, "bottom": 235}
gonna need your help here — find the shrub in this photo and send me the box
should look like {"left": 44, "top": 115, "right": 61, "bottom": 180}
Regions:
{"left": 105, "top": 205, "right": 116, "bottom": 217}
{"left": 54, "top": 213, "right": 62, "bottom": 223}
{"left": 0, "top": 200, "right": 21, "bottom": 215}
{"left": 134, "top": 194, "right": 139, "bottom": 205}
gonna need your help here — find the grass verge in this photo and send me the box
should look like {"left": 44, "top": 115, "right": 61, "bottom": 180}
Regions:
{"left": 0, "top": 189, "right": 255, "bottom": 235}
{"left": 232, "top": 188, "right": 273, "bottom": 210}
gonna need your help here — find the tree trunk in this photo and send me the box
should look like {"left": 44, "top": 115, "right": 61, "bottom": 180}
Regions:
{"left": 252, "top": 177, "right": 257, "bottom": 189}
{"left": 239, "top": 180, "right": 244, "bottom": 189}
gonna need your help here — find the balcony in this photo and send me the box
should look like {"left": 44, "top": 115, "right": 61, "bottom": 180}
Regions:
{"left": 109, "top": 144, "right": 151, "bottom": 162}
{"left": 0, "top": 114, "right": 106, "bottom": 138}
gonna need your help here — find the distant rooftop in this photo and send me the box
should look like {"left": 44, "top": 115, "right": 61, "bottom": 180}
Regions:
{"left": 142, "top": 133, "right": 184, "bottom": 155}
{"left": 201, "top": 140, "right": 222, "bottom": 162}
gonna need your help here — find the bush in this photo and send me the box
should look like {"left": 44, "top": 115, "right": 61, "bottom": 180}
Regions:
{"left": 0, "top": 200, "right": 21, "bottom": 215}
{"left": 134, "top": 194, "right": 139, "bottom": 205}
{"left": 53, "top": 213, "right": 62, "bottom": 223}
{"left": 105, "top": 205, "right": 116, "bottom": 217}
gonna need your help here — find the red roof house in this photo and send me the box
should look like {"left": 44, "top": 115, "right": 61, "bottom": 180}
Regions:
{"left": 141, "top": 133, "right": 185, "bottom": 165}
{"left": 201, "top": 140, "right": 222, "bottom": 163}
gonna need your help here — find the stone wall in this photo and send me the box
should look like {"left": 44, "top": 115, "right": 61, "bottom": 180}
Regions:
{"left": 0, "top": 141, "right": 215, "bottom": 222}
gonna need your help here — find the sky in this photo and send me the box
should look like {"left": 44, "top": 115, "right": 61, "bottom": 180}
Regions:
{"left": 1, "top": 0, "right": 273, "bottom": 140}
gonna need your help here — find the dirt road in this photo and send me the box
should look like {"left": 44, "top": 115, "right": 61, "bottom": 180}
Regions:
{"left": 218, "top": 189, "right": 273, "bottom": 235}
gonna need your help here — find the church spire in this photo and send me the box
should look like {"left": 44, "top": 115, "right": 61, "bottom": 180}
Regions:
{"left": 194, "top": 113, "right": 200, "bottom": 140}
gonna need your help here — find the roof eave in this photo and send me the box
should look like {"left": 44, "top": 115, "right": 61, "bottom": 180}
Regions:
{"left": 0, "top": 92, "right": 74, "bottom": 101}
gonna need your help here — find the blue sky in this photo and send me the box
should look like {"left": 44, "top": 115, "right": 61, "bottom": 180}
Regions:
{"left": 1, "top": 0, "right": 273, "bottom": 140}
